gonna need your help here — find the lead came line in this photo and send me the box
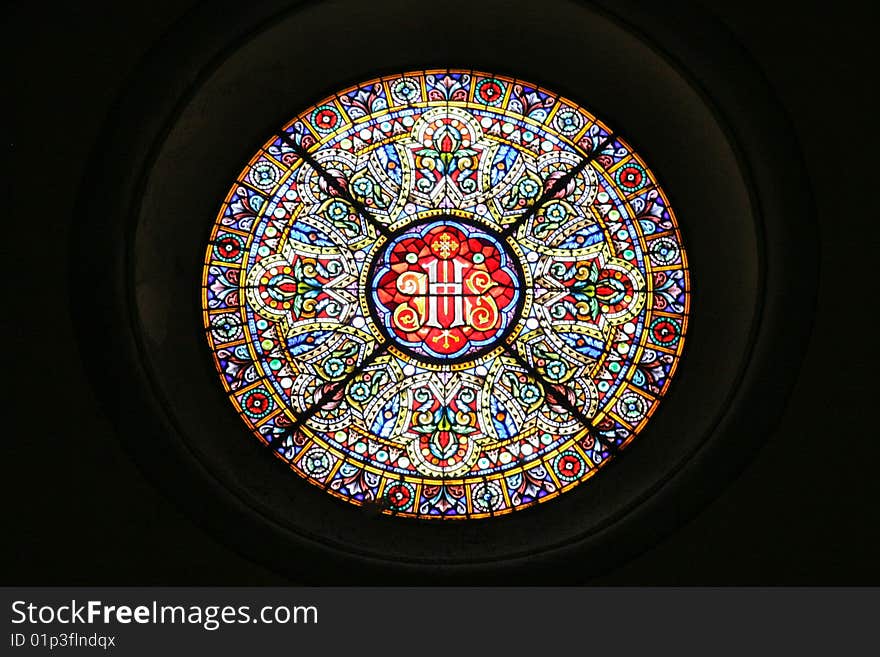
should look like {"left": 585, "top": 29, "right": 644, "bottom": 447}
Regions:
{"left": 500, "top": 132, "right": 617, "bottom": 240}
{"left": 278, "top": 131, "right": 392, "bottom": 239}
{"left": 501, "top": 343, "right": 618, "bottom": 454}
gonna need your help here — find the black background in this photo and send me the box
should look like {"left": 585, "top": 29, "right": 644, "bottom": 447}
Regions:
{"left": 4, "top": 0, "right": 878, "bottom": 584}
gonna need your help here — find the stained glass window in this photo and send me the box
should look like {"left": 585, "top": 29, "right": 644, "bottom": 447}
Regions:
{"left": 202, "top": 70, "right": 690, "bottom": 519}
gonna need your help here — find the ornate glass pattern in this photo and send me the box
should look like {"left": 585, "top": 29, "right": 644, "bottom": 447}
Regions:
{"left": 202, "top": 70, "right": 690, "bottom": 519}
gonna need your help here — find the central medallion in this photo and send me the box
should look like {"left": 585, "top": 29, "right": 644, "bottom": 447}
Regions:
{"left": 368, "top": 218, "right": 524, "bottom": 363}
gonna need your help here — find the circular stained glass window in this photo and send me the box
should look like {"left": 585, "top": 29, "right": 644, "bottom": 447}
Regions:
{"left": 202, "top": 69, "right": 690, "bottom": 519}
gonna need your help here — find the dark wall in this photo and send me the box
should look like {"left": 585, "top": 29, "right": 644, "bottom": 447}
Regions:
{"left": 5, "top": 0, "right": 877, "bottom": 584}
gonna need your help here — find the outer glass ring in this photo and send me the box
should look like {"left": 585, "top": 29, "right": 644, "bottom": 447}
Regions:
{"left": 201, "top": 69, "right": 690, "bottom": 519}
